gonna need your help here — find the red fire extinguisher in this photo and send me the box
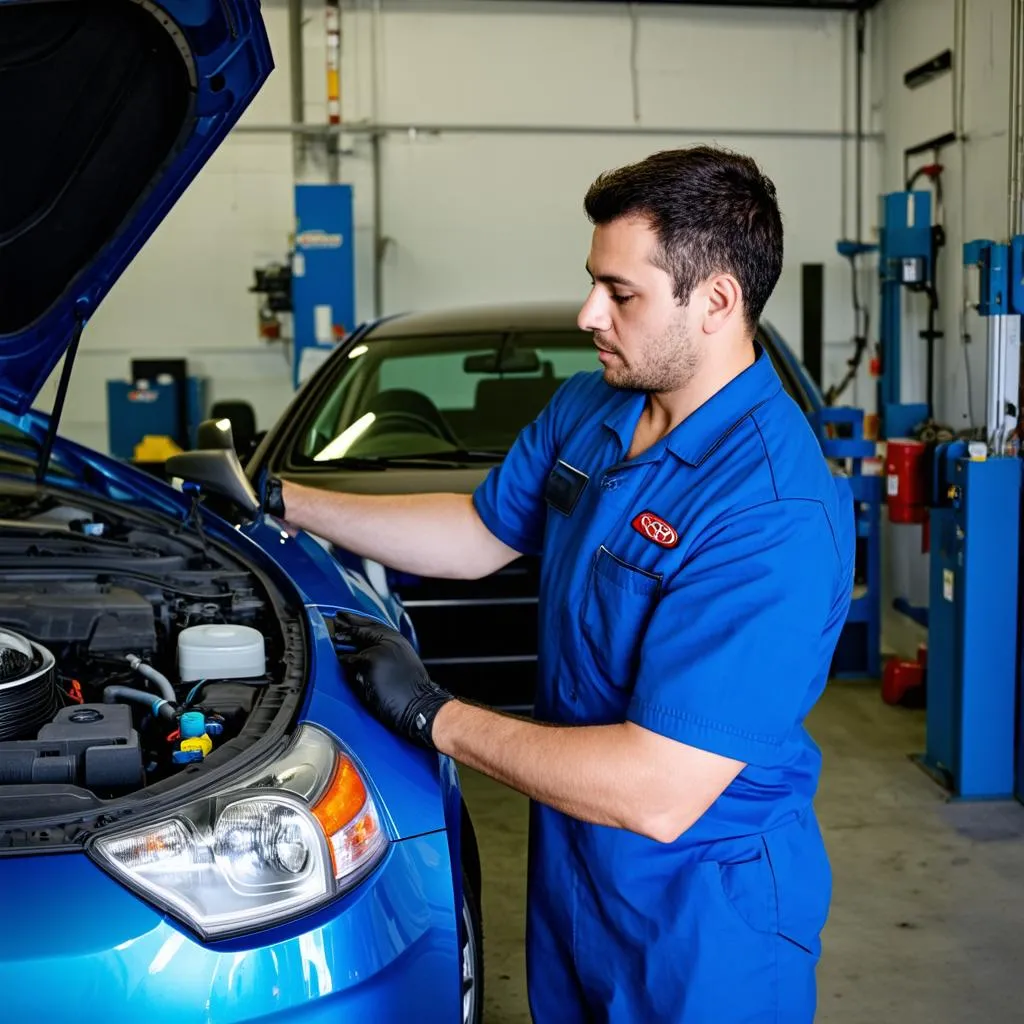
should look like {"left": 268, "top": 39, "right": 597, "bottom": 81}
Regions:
{"left": 885, "top": 438, "right": 930, "bottom": 551}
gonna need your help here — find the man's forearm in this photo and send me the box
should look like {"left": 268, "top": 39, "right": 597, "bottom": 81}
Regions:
{"left": 431, "top": 701, "right": 664, "bottom": 839}
{"left": 280, "top": 482, "right": 518, "bottom": 580}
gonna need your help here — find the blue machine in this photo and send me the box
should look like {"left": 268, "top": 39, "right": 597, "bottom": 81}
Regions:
{"left": 106, "top": 376, "right": 207, "bottom": 459}
{"left": 922, "top": 443, "right": 1020, "bottom": 798}
{"left": 290, "top": 184, "right": 356, "bottom": 390}
{"left": 914, "top": 236, "right": 1024, "bottom": 799}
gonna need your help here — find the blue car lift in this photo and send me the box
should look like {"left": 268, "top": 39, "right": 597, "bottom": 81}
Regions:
{"left": 820, "top": 192, "right": 937, "bottom": 679}
{"left": 915, "top": 237, "right": 1023, "bottom": 799}
{"left": 290, "top": 184, "right": 357, "bottom": 390}
{"left": 876, "top": 191, "right": 934, "bottom": 440}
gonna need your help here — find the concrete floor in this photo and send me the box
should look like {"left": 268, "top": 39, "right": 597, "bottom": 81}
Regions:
{"left": 461, "top": 679, "right": 1024, "bottom": 1023}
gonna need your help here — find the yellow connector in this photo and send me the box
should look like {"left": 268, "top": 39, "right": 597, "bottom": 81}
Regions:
{"left": 180, "top": 734, "right": 213, "bottom": 759}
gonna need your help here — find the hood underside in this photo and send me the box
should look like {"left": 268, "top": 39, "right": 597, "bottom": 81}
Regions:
{"left": 0, "top": 0, "right": 273, "bottom": 412}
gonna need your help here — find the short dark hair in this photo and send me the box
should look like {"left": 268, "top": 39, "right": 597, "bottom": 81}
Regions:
{"left": 583, "top": 146, "right": 783, "bottom": 328}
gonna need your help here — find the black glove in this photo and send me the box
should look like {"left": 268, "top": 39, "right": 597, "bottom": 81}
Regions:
{"left": 334, "top": 611, "right": 455, "bottom": 749}
{"left": 262, "top": 473, "right": 286, "bottom": 519}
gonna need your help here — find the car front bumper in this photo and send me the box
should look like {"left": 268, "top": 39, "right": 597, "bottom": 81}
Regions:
{"left": 0, "top": 830, "right": 459, "bottom": 1022}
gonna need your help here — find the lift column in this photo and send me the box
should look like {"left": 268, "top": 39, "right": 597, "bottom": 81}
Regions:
{"left": 918, "top": 238, "right": 1023, "bottom": 799}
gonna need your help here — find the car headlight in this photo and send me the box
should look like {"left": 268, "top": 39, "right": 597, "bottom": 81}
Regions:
{"left": 91, "top": 725, "right": 387, "bottom": 940}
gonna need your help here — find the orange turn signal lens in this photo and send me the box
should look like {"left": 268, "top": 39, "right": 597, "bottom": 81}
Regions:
{"left": 312, "top": 755, "right": 367, "bottom": 835}
{"left": 311, "top": 754, "right": 386, "bottom": 880}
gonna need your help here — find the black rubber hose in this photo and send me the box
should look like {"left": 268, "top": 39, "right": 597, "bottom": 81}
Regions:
{"left": 103, "top": 686, "right": 178, "bottom": 724}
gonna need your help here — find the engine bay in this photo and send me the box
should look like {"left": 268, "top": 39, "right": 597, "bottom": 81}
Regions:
{"left": 0, "top": 489, "right": 289, "bottom": 803}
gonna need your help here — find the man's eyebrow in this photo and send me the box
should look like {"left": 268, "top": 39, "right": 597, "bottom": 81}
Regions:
{"left": 585, "top": 263, "right": 639, "bottom": 289}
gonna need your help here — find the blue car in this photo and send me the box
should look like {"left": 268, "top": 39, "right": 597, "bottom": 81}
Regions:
{"left": 0, "top": 3, "right": 481, "bottom": 1021}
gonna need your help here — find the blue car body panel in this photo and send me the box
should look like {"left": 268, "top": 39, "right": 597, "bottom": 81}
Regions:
{"left": 0, "top": 832, "right": 460, "bottom": 1022}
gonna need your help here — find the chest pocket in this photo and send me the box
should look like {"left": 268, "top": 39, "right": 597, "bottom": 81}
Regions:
{"left": 577, "top": 545, "right": 661, "bottom": 693}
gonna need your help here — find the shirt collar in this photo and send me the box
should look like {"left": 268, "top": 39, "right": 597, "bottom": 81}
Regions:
{"left": 601, "top": 344, "right": 782, "bottom": 467}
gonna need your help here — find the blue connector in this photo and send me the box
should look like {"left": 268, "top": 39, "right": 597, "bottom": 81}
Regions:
{"left": 179, "top": 711, "right": 206, "bottom": 740}
{"left": 172, "top": 749, "right": 204, "bottom": 765}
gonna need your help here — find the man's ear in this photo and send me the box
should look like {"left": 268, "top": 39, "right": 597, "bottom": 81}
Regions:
{"left": 702, "top": 273, "right": 743, "bottom": 335}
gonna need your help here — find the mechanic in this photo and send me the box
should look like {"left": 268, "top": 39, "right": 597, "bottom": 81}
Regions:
{"left": 264, "top": 146, "right": 855, "bottom": 1023}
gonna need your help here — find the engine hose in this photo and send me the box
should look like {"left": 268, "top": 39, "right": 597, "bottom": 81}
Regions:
{"left": 103, "top": 686, "right": 178, "bottom": 724}
{"left": 125, "top": 655, "right": 176, "bottom": 704}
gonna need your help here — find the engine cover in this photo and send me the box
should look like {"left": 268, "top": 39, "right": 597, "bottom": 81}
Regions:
{"left": 0, "top": 583, "right": 156, "bottom": 652}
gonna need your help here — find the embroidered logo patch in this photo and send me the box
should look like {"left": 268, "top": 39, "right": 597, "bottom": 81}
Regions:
{"left": 631, "top": 511, "right": 679, "bottom": 548}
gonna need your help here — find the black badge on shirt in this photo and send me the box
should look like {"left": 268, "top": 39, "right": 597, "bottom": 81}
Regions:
{"left": 544, "top": 460, "right": 589, "bottom": 516}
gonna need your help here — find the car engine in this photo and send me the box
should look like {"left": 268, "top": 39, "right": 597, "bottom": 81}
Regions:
{"left": 0, "top": 491, "right": 284, "bottom": 799}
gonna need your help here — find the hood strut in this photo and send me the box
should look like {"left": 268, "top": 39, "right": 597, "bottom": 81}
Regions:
{"left": 36, "top": 309, "right": 87, "bottom": 484}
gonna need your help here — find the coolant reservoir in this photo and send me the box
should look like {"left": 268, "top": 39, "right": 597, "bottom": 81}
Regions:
{"left": 178, "top": 624, "right": 266, "bottom": 682}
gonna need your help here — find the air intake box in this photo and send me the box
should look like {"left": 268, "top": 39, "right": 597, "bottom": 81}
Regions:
{"left": 0, "top": 703, "right": 143, "bottom": 792}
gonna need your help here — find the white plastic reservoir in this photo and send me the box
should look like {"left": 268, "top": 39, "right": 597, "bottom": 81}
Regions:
{"left": 178, "top": 624, "right": 266, "bottom": 682}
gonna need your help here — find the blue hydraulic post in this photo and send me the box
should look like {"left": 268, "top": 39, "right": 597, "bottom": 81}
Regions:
{"left": 877, "top": 191, "right": 933, "bottom": 439}
{"left": 291, "top": 184, "right": 357, "bottom": 391}
{"left": 915, "top": 236, "right": 1024, "bottom": 799}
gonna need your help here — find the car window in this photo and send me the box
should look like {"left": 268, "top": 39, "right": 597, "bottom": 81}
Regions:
{"left": 296, "top": 330, "right": 595, "bottom": 463}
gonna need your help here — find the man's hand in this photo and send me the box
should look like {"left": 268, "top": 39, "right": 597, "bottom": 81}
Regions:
{"left": 261, "top": 473, "right": 286, "bottom": 519}
{"left": 334, "top": 612, "right": 455, "bottom": 749}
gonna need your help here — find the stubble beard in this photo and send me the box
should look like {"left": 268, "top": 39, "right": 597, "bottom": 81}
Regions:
{"left": 596, "top": 314, "right": 701, "bottom": 394}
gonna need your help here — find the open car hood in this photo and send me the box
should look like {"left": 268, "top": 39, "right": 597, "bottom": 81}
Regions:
{"left": 0, "top": 0, "right": 273, "bottom": 413}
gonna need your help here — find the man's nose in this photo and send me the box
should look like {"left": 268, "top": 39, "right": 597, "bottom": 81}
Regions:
{"left": 578, "top": 288, "right": 611, "bottom": 334}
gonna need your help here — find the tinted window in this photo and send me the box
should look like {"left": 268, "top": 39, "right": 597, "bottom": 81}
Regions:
{"left": 296, "top": 331, "right": 595, "bottom": 463}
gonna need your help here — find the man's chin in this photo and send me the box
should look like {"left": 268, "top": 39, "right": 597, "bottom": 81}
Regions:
{"left": 601, "top": 365, "right": 633, "bottom": 390}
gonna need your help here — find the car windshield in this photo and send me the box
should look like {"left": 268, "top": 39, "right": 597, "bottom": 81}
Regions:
{"left": 296, "top": 330, "right": 598, "bottom": 464}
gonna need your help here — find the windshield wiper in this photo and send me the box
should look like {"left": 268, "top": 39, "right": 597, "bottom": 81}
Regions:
{"left": 312, "top": 451, "right": 504, "bottom": 469}
{"left": 395, "top": 449, "right": 507, "bottom": 463}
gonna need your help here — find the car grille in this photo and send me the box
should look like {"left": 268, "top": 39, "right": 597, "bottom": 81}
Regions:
{"left": 395, "top": 557, "right": 539, "bottom": 710}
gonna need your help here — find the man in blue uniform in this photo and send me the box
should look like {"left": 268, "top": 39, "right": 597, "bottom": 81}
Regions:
{"left": 270, "top": 146, "right": 855, "bottom": 1022}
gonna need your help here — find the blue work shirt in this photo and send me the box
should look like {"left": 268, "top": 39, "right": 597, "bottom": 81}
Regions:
{"left": 473, "top": 347, "right": 855, "bottom": 1023}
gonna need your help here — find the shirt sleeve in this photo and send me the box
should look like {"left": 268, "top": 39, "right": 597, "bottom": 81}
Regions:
{"left": 471, "top": 372, "right": 589, "bottom": 557}
{"left": 627, "top": 498, "right": 847, "bottom": 767}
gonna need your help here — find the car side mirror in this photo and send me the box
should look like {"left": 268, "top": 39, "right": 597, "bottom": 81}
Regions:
{"left": 196, "top": 417, "right": 236, "bottom": 451}
{"left": 165, "top": 449, "right": 260, "bottom": 516}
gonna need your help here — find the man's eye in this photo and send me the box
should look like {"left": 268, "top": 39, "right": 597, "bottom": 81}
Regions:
{"left": 611, "top": 294, "right": 634, "bottom": 305}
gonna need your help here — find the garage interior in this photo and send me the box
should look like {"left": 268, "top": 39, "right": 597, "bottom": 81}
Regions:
{"left": 19, "top": 0, "right": 1024, "bottom": 1020}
